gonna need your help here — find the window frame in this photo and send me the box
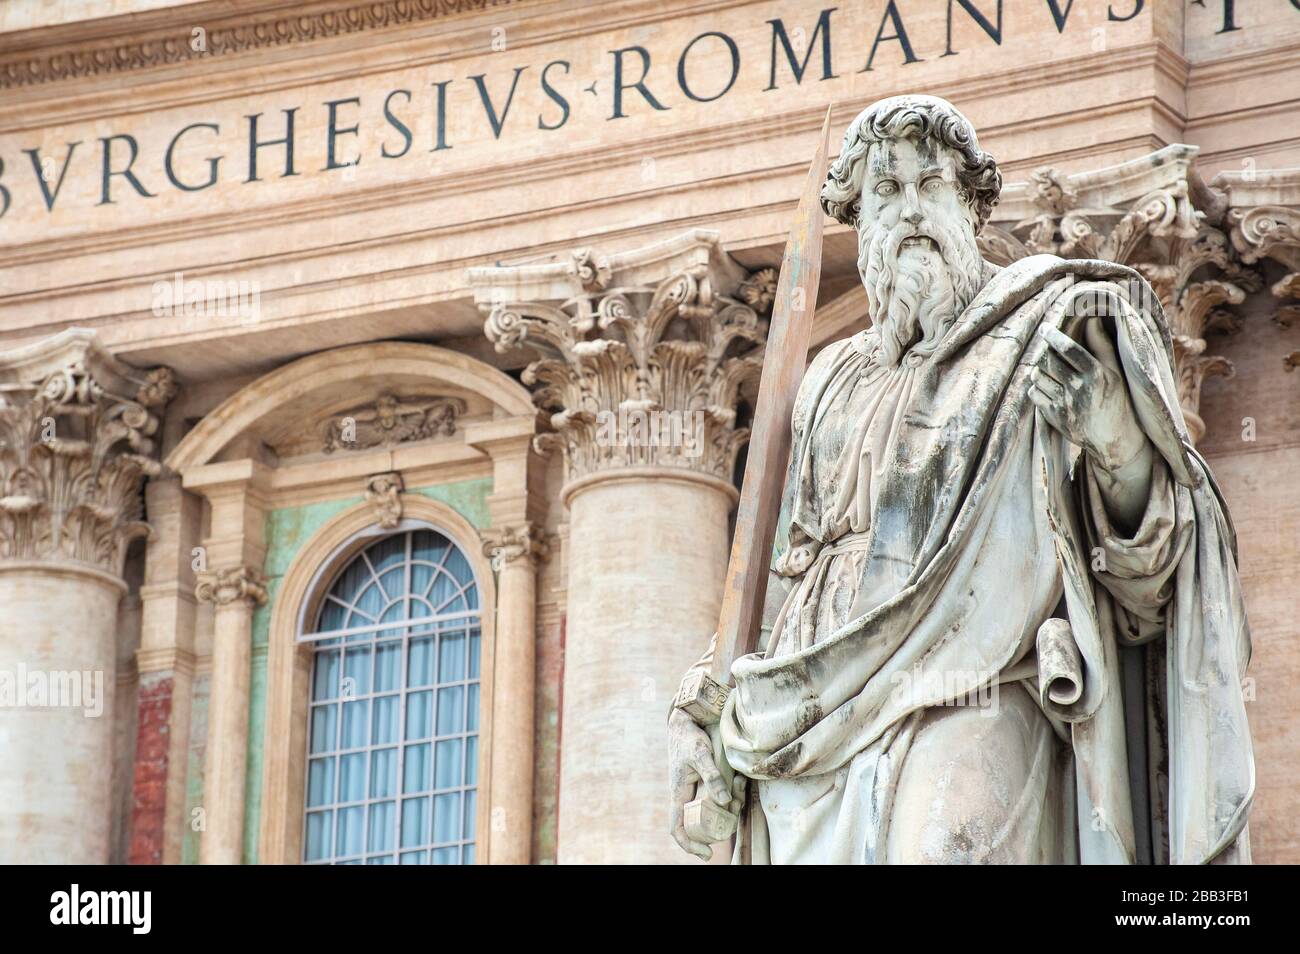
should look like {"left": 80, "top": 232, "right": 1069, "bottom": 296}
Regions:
{"left": 300, "top": 527, "right": 484, "bottom": 865}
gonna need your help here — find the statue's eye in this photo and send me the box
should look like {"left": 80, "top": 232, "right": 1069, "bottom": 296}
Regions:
{"left": 874, "top": 180, "right": 898, "bottom": 197}
{"left": 922, "top": 176, "right": 943, "bottom": 193}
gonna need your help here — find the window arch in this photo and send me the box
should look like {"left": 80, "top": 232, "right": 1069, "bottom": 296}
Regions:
{"left": 300, "top": 527, "right": 481, "bottom": 865}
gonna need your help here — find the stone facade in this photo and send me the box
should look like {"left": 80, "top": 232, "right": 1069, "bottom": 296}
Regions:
{"left": 0, "top": 0, "right": 1296, "bottom": 864}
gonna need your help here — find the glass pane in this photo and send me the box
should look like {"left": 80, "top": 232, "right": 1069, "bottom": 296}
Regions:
{"left": 445, "top": 546, "right": 473, "bottom": 589}
{"left": 463, "top": 844, "right": 475, "bottom": 865}
{"left": 372, "top": 695, "right": 399, "bottom": 745}
{"left": 331, "top": 558, "right": 371, "bottom": 611}
{"left": 370, "top": 747, "right": 397, "bottom": 799}
{"left": 341, "top": 700, "right": 368, "bottom": 749}
{"left": 338, "top": 752, "right": 366, "bottom": 803}
{"left": 312, "top": 650, "right": 339, "bottom": 701}
{"left": 468, "top": 630, "right": 481, "bottom": 679}
{"left": 408, "top": 637, "right": 434, "bottom": 687}
{"left": 437, "top": 686, "right": 464, "bottom": 735}
{"left": 431, "top": 847, "right": 458, "bottom": 865}
{"left": 353, "top": 581, "right": 384, "bottom": 622}
{"left": 409, "top": 598, "right": 433, "bottom": 635}
{"left": 374, "top": 642, "right": 401, "bottom": 692}
{"left": 343, "top": 648, "right": 371, "bottom": 698}
{"left": 465, "top": 736, "right": 478, "bottom": 786}
{"left": 368, "top": 801, "right": 395, "bottom": 852}
{"left": 307, "top": 757, "right": 334, "bottom": 808}
{"left": 463, "top": 582, "right": 479, "bottom": 611}
{"left": 309, "top": 705, "right": 337, "bottom": 754}
{"left": 411, "top": 530, "right": 447, "bottom": 565}
{"left": 410, "top": 563, "right": 433, "bottom": 599}
{"left": 366, "top": 855, "right": 393, "bottom": 865}
{"left": 336, "top": 805, "right": 364, "bottom": 857}
{"left": 403, "top": 743, "right": 431, "bottom": 794}
{"left": 317, "top": 600, "right": 347, "bottom": 634}
{"left": 368, "top": 534, "right": 406, "bottom": 574}
{"left": 304, "top": 811, "right": 332, "bottom": 862}
{"left": 401, "top": 797, "right": 429, "bottom": 847}
{"left": 439, "top": 632, "right": 466, "bottom": 682}
{"left": 428, "top": 569, "right": 458, "bottom": 612}
{"left": 463, "top": 790, "right": 477, "bottom": 840}
{"left": 434, "top": 739, "right": 462, "bottom": 790}
{"left": 433, "top": 792, "right": 461, "bottom": 844}
{"left": 405, "top": 691, "right": 432, "bottom": 740}
{"left": 399, "top": 850, "right": 428, "bottom": 865}
{"left": 466, "top": 684, "right": 479, "bottom": 732}
{"left": 379, "top": 567, "right": 405, "bottom": 601}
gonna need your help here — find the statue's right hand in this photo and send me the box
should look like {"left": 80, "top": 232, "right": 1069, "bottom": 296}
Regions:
{"left": 668, "top": 707, "right": 742, "bottom": 860}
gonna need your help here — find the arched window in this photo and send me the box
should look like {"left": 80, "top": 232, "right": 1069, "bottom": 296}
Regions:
{"left": 300, "top": 528, "right": 481, "bottom": 864}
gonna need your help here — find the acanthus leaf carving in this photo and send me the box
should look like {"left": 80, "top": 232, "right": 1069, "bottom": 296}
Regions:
{"left": 479, "top": 234, "right": 766, "bottom": 485}
{"left": 0, "top": 333, "right": 174, "bottom": 576}
{"left": 195, "top": 565, "right": 269, "bottom": 608}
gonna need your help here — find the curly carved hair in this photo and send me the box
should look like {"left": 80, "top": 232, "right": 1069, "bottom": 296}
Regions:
{"left": 821, "top": 95, "right": 1002, "bottom": 232}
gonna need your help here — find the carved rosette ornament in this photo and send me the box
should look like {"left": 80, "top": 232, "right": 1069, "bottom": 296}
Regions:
{"left": 0, "top": 329, "right": 176, "bottom": 577}
{"left": 481, "top": 524, "right": 549, "bottom": 570}
{"left": 473, "top": 231, "right": 767, "bottom": 487}
{"left": 195, "top": 566, "right": 269, "bottom": 608}
{"left": 983, "top": 146, "right": 1264, "bottom": 443}
{"left": 365, "top": 472, "right": 404, "bottom": 529}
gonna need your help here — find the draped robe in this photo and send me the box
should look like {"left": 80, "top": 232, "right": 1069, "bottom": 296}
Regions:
{"left": 696, "top": 255, "right": 1253, "bottom": 864}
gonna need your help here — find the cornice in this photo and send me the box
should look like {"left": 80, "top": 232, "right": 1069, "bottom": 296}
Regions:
{"left": 0, "top": 0, "right": 528, "bottom": 91}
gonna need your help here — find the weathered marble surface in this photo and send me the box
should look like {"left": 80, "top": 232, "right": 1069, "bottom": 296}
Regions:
{"left": 670, "top": 96, "right": 1254, "bottom": 865}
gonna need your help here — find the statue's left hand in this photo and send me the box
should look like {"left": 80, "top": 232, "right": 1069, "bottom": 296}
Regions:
{"left": 1028, "top": 323, "right": 1149, "bottom": 474}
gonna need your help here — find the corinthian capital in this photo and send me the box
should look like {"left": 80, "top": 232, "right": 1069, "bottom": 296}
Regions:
{"left": 195, "top": 566, "right": 268, "bottom": 608}
{"left": 481, "top": 523, "right": 548, "bottom": 570}
{"left": 470, "top": 230, "right": 767, "bottom": 485}
{"left": 0, "top": 328, "right": 175, "bottom": 576}
{"left": 1215, "top": 168, "right": 1300, "bottom": 346}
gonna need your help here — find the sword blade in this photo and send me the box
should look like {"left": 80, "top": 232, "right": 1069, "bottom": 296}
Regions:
{"left": 710, "top": 106, "right": 833, "bottom": 682}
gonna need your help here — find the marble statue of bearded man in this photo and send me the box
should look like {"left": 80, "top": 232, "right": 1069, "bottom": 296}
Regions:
{"left": 668, "top": 94, "right": 1254, "bottom": 865}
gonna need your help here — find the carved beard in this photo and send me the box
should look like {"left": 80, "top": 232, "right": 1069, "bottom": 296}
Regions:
{"left": 857, "top": 213, "right": 983, "bottom": 367}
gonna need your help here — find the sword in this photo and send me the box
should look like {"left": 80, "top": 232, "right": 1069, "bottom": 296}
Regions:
{"left": 674, "top": 106, "right": 833, "bottom": 844}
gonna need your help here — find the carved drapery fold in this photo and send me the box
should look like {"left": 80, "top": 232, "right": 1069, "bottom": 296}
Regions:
{"left": 472, "top": 231, "right": 767, "bottom": 486}
{"left": 195, "top": 565, "right": 268, "bottom": 608}
{"left": 983, "top": 145, "right": 1267, "bottom": 444}
{"left": 0, "top": 329, "right": 176, "bottom": 576}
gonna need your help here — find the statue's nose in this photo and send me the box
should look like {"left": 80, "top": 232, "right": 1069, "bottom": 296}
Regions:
{"left": 901, "top": 183, "right": 923, "bottom": 225}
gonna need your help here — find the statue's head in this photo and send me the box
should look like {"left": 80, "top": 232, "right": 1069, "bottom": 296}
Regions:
{"left": 821, "top": 95, "right": 1002, "bottom": 365}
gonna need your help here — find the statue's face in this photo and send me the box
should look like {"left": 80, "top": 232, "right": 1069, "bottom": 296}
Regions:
{"left": 860, "top": 136, "right": 971, "bottom": 249}
{"left": 855, "top": 136, "right": 983, "bottom": 366}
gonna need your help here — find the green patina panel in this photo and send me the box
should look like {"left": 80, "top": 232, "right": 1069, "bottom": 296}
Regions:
{"left": 181, "top": 673, "right": 210, "bottom": 865}
{"left": 226, "top": 476, "right": 492, "bottom": 864}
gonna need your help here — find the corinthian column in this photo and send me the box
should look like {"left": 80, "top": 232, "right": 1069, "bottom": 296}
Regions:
{"left": 195, "top": 565, "right": 267, "bottom": 864}
{"left": 0, "top": 329, "right": 174, "bottom": 863}
{"left": 472, "top": 230, "right": 768, "bottom": 863}
{"left": 481, "top": 524, "right": 546, "bottom": 864}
